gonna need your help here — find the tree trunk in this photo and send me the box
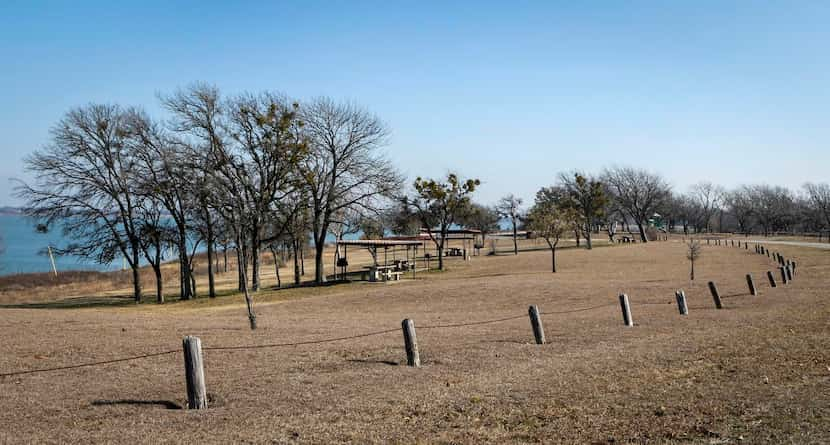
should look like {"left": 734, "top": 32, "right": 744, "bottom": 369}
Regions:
{"left": 205, "top": 212, "right": 216, "bottom": 298}
{"left": 637, "top": 222, "right": 648, "bottom": 242}
{"left": 512, "top": 220, "right": 518, "bottom": 255}
{"left": 293, "top": 239, "right": 301, "bottom": 285}
{"left": 314, "top": 239, "right": 325, "bottom": 283}
{"left": 437, "top": 237, "right": 445, "bottom": 270}
{"left": 153, "top": 245, "right": 163, "bottom": 304}
{"left": 271, "top": 247, "right": 282, "bottom": 288}
{"left": 300, "top": 243, "right": 306, "bottom": 276}
{"left": 586, "top": 225, "right": 593, "bottom": 250}
{"left": 223, "top": 245, "right": 228, "bottom": 273}
{"left": 690, "top": 260, "right": 695, "bottom": 280}
{"left": 177, "top": 226, "right": 193, "bottom": 300}
{"left": 250, "top": 228, "right": 260, "bottom": 292}
{"left": 236, "top": 246, "right": 245, "bottom": 292}
{"left": 130, "top": 241, "right": 142, "bottom": 303}
{"left": 547, "top": 242, "right": 557, "bottom": 273}
{"left": 238, "top": 255, "right": 256, "bottom": 330}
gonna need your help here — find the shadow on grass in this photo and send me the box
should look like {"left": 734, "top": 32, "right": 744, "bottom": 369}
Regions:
{"left": 346, "top": 358, "right": 399, "bottom": 366}
{"left": 0, "top": 295, "right": 140, "bottom": 309}
{"left": 91, "top": 399, "right": 182, "bottom": 410}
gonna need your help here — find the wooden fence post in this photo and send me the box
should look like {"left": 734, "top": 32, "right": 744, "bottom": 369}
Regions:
{"left": 183, "top": 336, "right": 207, "bottom": 410}
{"left": 791, "top": 261, "right": 797, "bottom": 274}
{"left": 675, "top": 290, "right": 688, "bottom": 315}
{"left": 401, "top": 319, "right": 420, "bottom": 367}
{"left": 528, "top": 305, "right": 546, "bottom": 345}
{"left": 708, "top": 281, "right": 723, "bottom": 309}
{"left": 619, "top": 294, "right": 634, "bottom": 327}
{"left": 746, "top": 273, "right": 757, "bottom": 296}
{"left": 767, "top": 270, "right": 777, "bottom": 287}
{"left": 785, "top": 265, "right": 793, "bottom": 282}
{"left": 779, "top": 266, "right": 788, "bottom": 285}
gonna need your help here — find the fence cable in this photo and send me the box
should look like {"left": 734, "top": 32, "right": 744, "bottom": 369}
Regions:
{"left": 0, "top": 349, "right": 178, "bottom": 378}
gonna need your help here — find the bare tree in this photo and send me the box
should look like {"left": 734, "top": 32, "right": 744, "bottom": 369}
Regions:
{"left": 688, "top": 182, "right": 724, "bottom": 233}
{"left": 126, "top": 108, "right": 201, "bottom": 300}
{"left": 458, "top": 202, "right": 500, "bottom": 242}
{"left": 495, "top": 194, "right": 523, "bottom": 254}
{"left": 407, "top": 173, "right": 479, "bottom": 270}
{"left": 724, "top": 186, "right": 755, "bottom": 235}
{"left": 804, "top": 183, "right": 830, "bottom": 239}
{"left": 300, "top": 97, "right": 402, "bottom": 284}
{"left": 686, "top": 239, "right": 701, "bottom": 280}
{"left": 16, "top": 104, "right": 145, "bottom": 302}
{"left": 749, "top": 185, "right": 795, "bottom": 236}
{"left": 602, "top": 167, "right": 671, "bottom": 242}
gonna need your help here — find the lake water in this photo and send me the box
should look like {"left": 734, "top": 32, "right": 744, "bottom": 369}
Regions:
{"left": 0, "top": 213, "right": 510, "bottom": 276}
{"left": 0, "top": 214, "right": 119, "bottom": 275}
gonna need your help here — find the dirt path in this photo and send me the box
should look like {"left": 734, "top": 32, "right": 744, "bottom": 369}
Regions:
{"left": 747, "top": 239, "right": 830, "bottom": 250}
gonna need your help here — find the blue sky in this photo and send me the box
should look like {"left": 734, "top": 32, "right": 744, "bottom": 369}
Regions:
{"left": 1, "top": 1, "right": 828, "bottom": 206}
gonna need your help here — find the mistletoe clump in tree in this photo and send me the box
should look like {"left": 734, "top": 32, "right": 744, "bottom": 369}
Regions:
{"left": 407, "top": 173, "right": 479, "bottom": 271}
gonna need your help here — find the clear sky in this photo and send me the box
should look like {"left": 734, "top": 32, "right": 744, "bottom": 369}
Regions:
{"left": 1, "top": 1, "right": 828, "bottom": 206}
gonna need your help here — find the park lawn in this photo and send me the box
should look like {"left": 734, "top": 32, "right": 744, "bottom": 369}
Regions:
{"left": 0, "top": 239, "right": 827, "bottom": 444}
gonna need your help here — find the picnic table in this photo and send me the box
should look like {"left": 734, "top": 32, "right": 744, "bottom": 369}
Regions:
{"left": 364, "top": 264, "right": 404, "bottom": 282}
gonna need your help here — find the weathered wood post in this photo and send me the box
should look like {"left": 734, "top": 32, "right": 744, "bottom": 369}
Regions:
{"left": 619, "top": 294, "right": 634, "bottom": 327}
{"left": 675, "top": 290, "right": 688, "bottom": 315}
{"left": 746, "top": 273, "right": 757, "bottom": 296}
{"left": 183, "top": 336, "right": 207, "bottom": 410}
{"left": 401, "top": 319, "right": 420, "bottom": 367}
{"left": 791, "top": 261, "right": 797, "bottom": 274}
{"left": 779, "top": 266, "right": 788, "bottom": 285}
{"left": 708, "top": 281, "right": 723, "bottom": 309}
{"left": 760, "top": 246, "right": 765, "bottom": 255}
{"left": 767, "top": 270, "right": 777, "bottom": 287}
{"left": 745, "top": 242, "right": 748, "bottom": 250}
{"left": 528, "top": 305, "right": 546, "bottom": 345}
{"left": 731, "top": 240, "right": 734, "bottom": 247}
{"left": 707, "top": 239, "right": 710, "bottom": 245}
{"left": 785, "top": 265, "right": 793, "bottom": 282}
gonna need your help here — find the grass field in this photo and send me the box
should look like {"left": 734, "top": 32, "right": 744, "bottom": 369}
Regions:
{"left": 0, "top": 238, "right": 827, "bottom": 444}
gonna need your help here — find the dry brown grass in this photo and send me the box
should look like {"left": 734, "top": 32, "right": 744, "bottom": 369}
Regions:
{"left": 0, "top": 238, "right": 827, "bottom": 444}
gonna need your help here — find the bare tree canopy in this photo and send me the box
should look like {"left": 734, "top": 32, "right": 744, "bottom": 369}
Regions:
{"left": 16, "top": 104, "right": 146, "bottom": 302}
{"left": 687, "top": 181, "right": 725, "bottom": 233}
{"left": 495, "top": 194, "right": 523, "bottom": 255}
{"left": 299, "top": 97, "right": 402, "bottom": 283}
{"left": 601, "top": 167, "right": 671, "bottom": 242}
{"left": 804, "top": 183, "right": 830, "bottom": 231}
